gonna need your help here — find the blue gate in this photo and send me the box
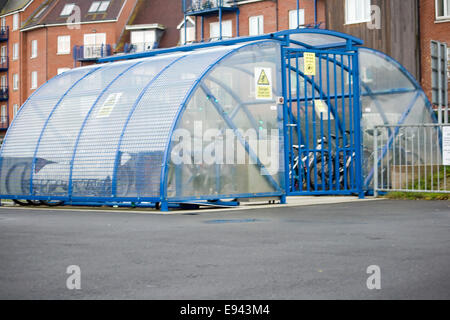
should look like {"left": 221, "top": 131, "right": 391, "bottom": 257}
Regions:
{"left": 282, "top": 47, "right": 364, "bottom": 197}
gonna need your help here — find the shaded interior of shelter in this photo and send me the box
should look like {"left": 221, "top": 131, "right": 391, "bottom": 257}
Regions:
{"left": 0, "top": 30, "right": 439, "bottom": 203}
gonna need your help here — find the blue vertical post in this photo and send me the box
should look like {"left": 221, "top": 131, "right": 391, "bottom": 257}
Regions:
{"left": 201, "top": 16, "right": 204, "bottom": 42}
{"left": 314, "top": 0, "right": 318, "bottom": 27}
{"left": 236, "top": 9, "right": 240, "bottom": 37}
{"left": 352, "top": 50, "right": 364, "bottom": 199}
{"left": 297, "top": 0, "right": 300, "bottom": 28}
{"left": 184, "top": 16, "right": 187, "bottom": 45}
{"left": 219, "top": 7, "right": 223, "bottom": 40}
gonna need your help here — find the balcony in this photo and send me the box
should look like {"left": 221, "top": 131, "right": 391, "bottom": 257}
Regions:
{"left": 73, "top": 44, "right": 112, "bottom": 62}
{"left": 0, "top": 115, "right": 8, "bottom": 130}
{"left": 182, "top": 0, "right": 238, "bottom": 16}
{"left": 0, "top": 86, "right": 8, "bottom": 101}
{"left": 0, "top": 26, "right": 9, "bottom": 42}
{"left": 0, "top": 57, "right": 8, "bottom": 71}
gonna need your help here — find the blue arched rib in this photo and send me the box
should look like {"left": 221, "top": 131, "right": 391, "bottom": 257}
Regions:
{"left": 29, "top": 67, "right": 102, "bottom": 196}
{"left": 111, "top": 54, "right": 188, "bottom": 197}
{"left": 67, "top": 61, "right": 144, "bottom": 199}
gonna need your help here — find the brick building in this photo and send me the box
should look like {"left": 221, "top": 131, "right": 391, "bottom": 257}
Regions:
{"left": 181, "top": 0, "right": 326, "bottom": 43}
{"left": 419, "top": 0, "right": 450, "bottom": 119}
{"left": 0, "top": 0, "right": 138, "bottom": 139}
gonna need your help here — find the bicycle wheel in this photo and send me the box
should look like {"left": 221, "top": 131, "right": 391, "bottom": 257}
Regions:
{"left": 5, "top": 162, "right": 37, "bottom": 206}
{"left": 309, "top": 153, "right": 333, "bottom": 191}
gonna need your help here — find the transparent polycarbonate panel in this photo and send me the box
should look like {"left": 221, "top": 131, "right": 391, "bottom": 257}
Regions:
{"left": 361, "top": 92, "right": 432, "bottom": 188}
{"left": 0, "top": 66, "right": 98, "bottom": 197}
{"left": 32, "top": 60, "right": 137, "bottom": 197}
{"left": 290, "top": 33, "right": 346, "bottom": 47}
{"left": 119, "top": 45, "right": 239, "bottom": 198}
{"left": 359, "top": 48, "right": 415, "bottom": 93}
{"left": 69, "top": 55, "right": 184, "bottom": 198}
{"left": 167, "top": 41, "right": 283, "bottom": 199}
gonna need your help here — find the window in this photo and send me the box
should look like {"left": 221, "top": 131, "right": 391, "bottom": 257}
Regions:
{"left": 289, "top": 9, "right": 305, "bottom": 29}
{"left": 12, "top": 43, "right": 19, "bottom": 60}
{"left": 131, "top": 30, "right": 157, "bottom": 52}
{"left": 13, "top": 74, "right": 18, "bottom": 91}
{"left": 57, "top": 35, "right": 71, "bottom": 54}
{"left": 12, "top": 13, "right": 19, "bottom": 30}
{"left": 1, "top": 105, "right": 6, "bottom": 123}
{"left": 345, "top": 0, "right": 371, "bottom": 24}
{"left": 179, "top": 18, "right": 195, "bottom": 44}
{"left": 210, "top": 20, "right": 232, "bottom": 40}
{"left": 61, "top": 3, "right": 75, "bottom": 16}
{"left": 1, "top": 46, "right": 6, "bottom": 64}
{"left": 31, "top": 40, "right": 38, "bottom": 58}
{"left": 448, "top": 47, "right": 450, "bottom": 79}
{"left": 35, "top": 6, "right": 48, "bottom": 19}
{"left": 89, "top": 1, "right": 110, "bottom": 13}
{"left": 57, "top": 67, "right": 71, "bottom": 75}
{"left": 1, "top": 75, "right": 6, "bottom": 88}
{"left": 31, "top": 71, "right": 38, "bottom": 89}
{"left": 436, "top": 0, "right": 450, "bottom": 19}
{"left": 1, "top": 17, "right": 5, "bottom": 30}
{"left": 13, "top": 104, "right": 18, "bottom": 117}
{"left": 249, "top": 15, "right": 264, "bottom": 36}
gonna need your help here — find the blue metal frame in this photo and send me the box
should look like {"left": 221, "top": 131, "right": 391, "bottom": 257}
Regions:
{"left": 12, "top": 28, "right": 441, "bottom": 210}
{"left": 99, "top": 29, "right": 363, "bottom": 63}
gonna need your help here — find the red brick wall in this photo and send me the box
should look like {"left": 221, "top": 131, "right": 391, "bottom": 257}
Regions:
{"left": 419, "top": 0, "right": 450, "bottom": 106}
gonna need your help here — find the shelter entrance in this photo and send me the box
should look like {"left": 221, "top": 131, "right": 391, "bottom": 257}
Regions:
{"left": 282, "top": 47, "right": 363, "bottom": 196}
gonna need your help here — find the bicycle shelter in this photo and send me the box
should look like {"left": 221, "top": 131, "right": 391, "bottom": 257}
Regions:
{"left": 0, "top": 29, "right": 438, "bottom": 210}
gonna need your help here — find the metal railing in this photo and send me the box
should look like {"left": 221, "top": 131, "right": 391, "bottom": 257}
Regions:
{"left": 124, "top": 42, "right": 158, "bottom": 53}
{"left": 183, "top": 0, "right": 236, "bottom": 13}
{"left": 73, "top": 44, "right": 112, "bottom": 61}
{"left": 0, "top": 86, "right": 8, "bottom": 101}
{"left": 373, "top": 124, "right": 449, "bottom": 196}
{"left": 0, "top": 26, "right": 9, "bottom": 41}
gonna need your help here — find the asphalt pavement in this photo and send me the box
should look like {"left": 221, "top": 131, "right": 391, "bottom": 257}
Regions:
{"left": 0, "top": 199, "right": 449, "bottom": 299}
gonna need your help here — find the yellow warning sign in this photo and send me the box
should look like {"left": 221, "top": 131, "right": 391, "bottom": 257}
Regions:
{"left": 257, "top": 69, "right": 270, "bottom": 85}
{"left": 255, "top": 67, "right": 272, "bottom": 100}
{"left": 304, "top": 52, "right": 316, "bottom": 76}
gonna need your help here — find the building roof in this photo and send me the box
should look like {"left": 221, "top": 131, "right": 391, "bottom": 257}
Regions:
{"left": 22, "top": 0, "right": 127, "bottom": 30}
{"left": 0, "top": 0, "right": 33, "bottom": 16}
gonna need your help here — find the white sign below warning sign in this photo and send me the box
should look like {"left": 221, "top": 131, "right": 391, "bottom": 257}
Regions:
{"left": 255, "top": 67, "right": 273, "bottom": 100}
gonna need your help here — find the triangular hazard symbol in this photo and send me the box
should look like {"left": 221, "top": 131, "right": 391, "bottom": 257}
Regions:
{"left": 257, "top": 69, "right": 270, "bottom": 85}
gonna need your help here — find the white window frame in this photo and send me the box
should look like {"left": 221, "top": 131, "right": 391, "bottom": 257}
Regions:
{"left": 31, "top": 40, "right": 38, "bottom": 58}
{"left": 178, "top": 17, "right": 196, "bottom": 44}
{"left": 31, "top": 71, "right": 38, "bottom": 90}
{"left": 436, "top": 0, "right": 450, "bottom": 20}
{"left": 289, "top": 9, "right": 305, "bottom": 29}
{"left": 1, "top": 46, "right": 6, "bottom": 64}
{"left": 57, "top": 35, "right": 71, "bottom": 55}
{"left": 12, "top": 13, "right": 19, "bottom": 31}
{"left": 13, "top": 104, "right": 19, "bottom": 117}
{"left": 89, "top": 1, "right": 110, "bottom": 13}
{"left": 1, "top": 17, "right": 6, "bottom": 30}
{"left": 249, "top": 15, "right": 264, "bottom": 36}
{"left": 209, "top": 20, "right": 232, "bottom": 40}
{"left": 61, "top": 3, "right": 75, "bottom": 16}
{"left": 12, "top": 43, "right": 19, "bottom": 60}
{"left": 13, "top": 74, "right": 19, "bottom": 91}
{"left": 345, "top": 0, "right": 371, "bottom": 24}
{"left": 1, "top": 105, "right": 6, "bottom": 123}
{"left": 57, "top": 67, "right": 71, "bottom": 75}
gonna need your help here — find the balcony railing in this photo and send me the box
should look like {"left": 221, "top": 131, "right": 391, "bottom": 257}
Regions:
{"left": 124, "top": 42, "right": 159, "bottom": 54}
{"left": 0, "top": 115, "right": 8, "bottom": 129}
{"left": 73, "top": 44, "right": 112, "bottom": 61}
{"left": 182, "top": 0, "right": 237, "bottom": 14}
{"left": 0, "top": 86, "right": 8, "bottom": 101}
{"left": 0, "top": 57, "right": 8, "bottom": 70}
{"left": 0, "top": 26, "right": 9, "bottom": 42}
